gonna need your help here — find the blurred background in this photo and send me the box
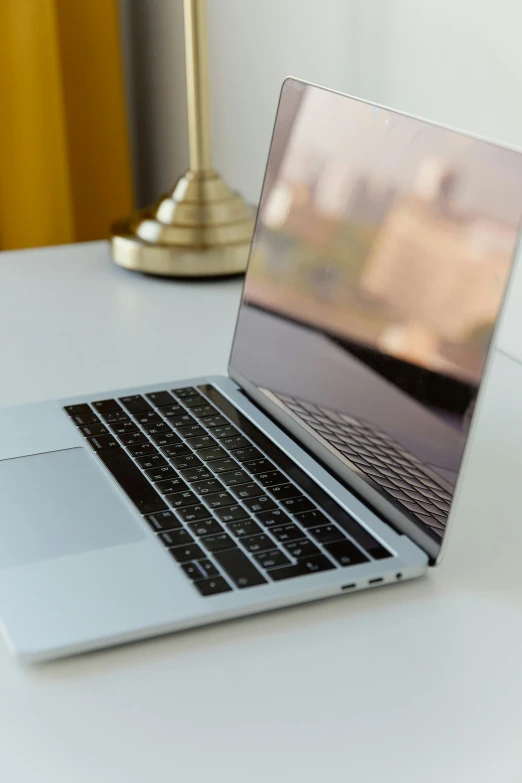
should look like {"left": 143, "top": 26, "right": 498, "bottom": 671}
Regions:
{"left": 2, "top": 0, "right": 522, "bottom": 251}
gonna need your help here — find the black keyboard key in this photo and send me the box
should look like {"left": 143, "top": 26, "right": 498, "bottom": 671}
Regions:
{"left": 159, "top": 403, "right": 184, "bottom": 416}
{"left": 202, "top": 533, "right": 237, "bottom": 553}
{"left": 72, "top": 412, "right": 101, "bottom": 426}
{"left": 243, "top": 495, "right": 277, "bottom": 514}
{"left": 180, "top": 466, "right": 214, "bottom": 482}
{"left": 100, "top": 408, "right": 133, "bottom": 424}
{"left": 137, "top": 453, "right": 168, "bottom": 469}
{"left": 324, "top": 540, "right": 368, "bottom": 566}
{"left": 187, "top": 519, "right": 224, "bottom": 537}
{"left": 219, "top": 469, "right": 250, "bottom": 487}
{"left": 177, "top": 424, "right": 206, "bottom": 439}
{"left": 119, "top": 395, "right": 153, "bottom": 414}
{"left": 163, "top": 443, "right": 191, "bottom": 459}
{"left": 86, "top": 434, "right": 120, "bottom": 450}
{"left": 79, "top": 422, "right": 109, "bottom": 437}
{"left": 242, "top": 458, "right": 276, "bottom": 474}
{"left": 219, "top": 435, "right": 250, "bottom": 450}
{"left": 199, "top": 414, "right": 228, "bottom": 428}
{"left": 209, "top": 458, "right": 240, "bottom": 474}
{"left": 193, "top": 577, "right": 232, "bottom": 596}
{"left": 182, "top": 393, "right": 207, "bottom": 408}
{"left": 226, "top": 519, "right": 263, "bottom": 538}
{"left": 255, "top": 508, "right": 292, "bottom": 527}
{"left": 144, "top": 510, "right": 182, "bottom": 532}
{"left": 280, "top": 496, "right": 315, "bottom": 514}
{"left": 111, "top": 420, "right": 139, "bottom": 435}
{"left": 255, "top": 470, "right": 287, "bottom": 488}
{"left": 215, "top": 505, "right": 248, "bottom": 523}
{"left": 268, "top": 483, "right": 302, "bottom": 501}
{"left": 145, "top": 465, "right": 178, "bottom": 482}
{"left": 191, "top": 478, "right": 223, "bottom": 495}
{"left": 240, "top": 534, "right": 274, "bottom": 554}
{"left": 159, "top": 529, "right": 194, "bottom": 548}
{"left": 155, "top": 477, "right": 188, "bottom": 495}
{"left": 166, "top": 490, "right": 199, "bottom": 509}
{"left": 167, "top": 413, "right": 196, "bottom": 428}
{"left": 294, "top": 509, "right": 331, "bottom": 528}
{"left": 181, "top": 562, "right": 203, "bottom": 581}
{"left": 270, "top": 523, "right": 305, "bottom": 543}
{"left": 197, "top": 446, "right": 228, "bottom": 462}
{"left": 127, "top": 442, "right": 158, "bottom": 458}
{"left": 211, "top": 425, "right": 240, "bottom": 440}
{"left": 141, "top": 421, "right": 171, "bottom": 435}
{"left": 146, "top": 391, "right": 174, "bottom": 407}
{"left": 332, "top": 512, "right": 392, "bottom": 560}
{"left": 96, "top": 447, "right": 167, "bottom": 514}
{"left": 285, "top": 539, "right": 321, "bottom": 559}
{"left": 230, "top": 482, "right": 263, "bottom": 500}
{"left": 267, "top": 555, "right": 335, "bottom": 581}
{"left": 119, "top": 431, "right": 147, "bottom": 446}
{"left": 169, "top": 453, "right": 203, "bottom": 470}
{"left": 254, "top": 549, "right": 291, "bottom": 570}
{"left": 197, "top": 559, "right": 220, "bottom": 578}
{"left": 190, "top": 404, "right": 217, "bottom": 419}
{"left": 214, "top": 549, "right": 267, "bottom": 588}
{"left": 153, "top": 432, "right": 183, "bottom": 449}
{"left": 230, "top": 447, "right": 263, "bottom": 463}
{"left": 134, "top": 411, "right": 162, "bottom": 426}
{"left": 204, "top": 491, "right": 235, "bottom": 509}
{"left": 172, "top": 386, "right": 198, "bottom": 399}
{"left": 92, "top": 399, "right": 121, "bottom": 414}
{"left": 168, "top": 543, "right": 205, "bottom": 563}
{"left": 185, "top": 434, "right": 217, "bottom": 451}
{"left": 177, "top": 504, "right": 213, "bottom": 523}
{"left": 308, "top": 524, "right": 346, "bottom": 544}
{"left": 64, "top": 403, "right": 92, "bottom": 417}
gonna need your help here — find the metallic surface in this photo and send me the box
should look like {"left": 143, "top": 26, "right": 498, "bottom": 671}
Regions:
{"left": 111, "top": 0, "right": 254, "bottom": 277}
{"left": 0, "top": 375, "right": 427, "bottom": 661}
{"left": 184, "top": 0, "right": 212, "bottom": 172}
{"left": 0, "top": 448, "right": 144, "bottom": 569}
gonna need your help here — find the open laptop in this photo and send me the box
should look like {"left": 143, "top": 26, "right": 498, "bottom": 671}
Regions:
{"left": 1, "top": 79, "right": 522, "bottom": 662}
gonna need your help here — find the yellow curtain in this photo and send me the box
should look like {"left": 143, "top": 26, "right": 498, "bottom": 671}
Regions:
{"left": 0, "top": 0, "right": 134, "bottom": 250}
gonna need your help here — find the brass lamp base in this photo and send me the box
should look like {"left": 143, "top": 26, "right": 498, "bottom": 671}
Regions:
{"left": 111, "top": 170, "right": 255, "bottom": 277}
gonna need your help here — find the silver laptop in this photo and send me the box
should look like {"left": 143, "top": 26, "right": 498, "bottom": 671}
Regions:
{"left": 1, "top": 79, "right": 522, "bottom": 662}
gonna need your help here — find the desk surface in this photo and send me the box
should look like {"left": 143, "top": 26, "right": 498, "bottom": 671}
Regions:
{"left": 1, "top": 241, "right": 522, "bottom": 783}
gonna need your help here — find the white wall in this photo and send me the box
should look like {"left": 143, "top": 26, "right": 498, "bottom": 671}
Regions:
{"left": 120, "top": 0, "right": 522, "bottom": 207}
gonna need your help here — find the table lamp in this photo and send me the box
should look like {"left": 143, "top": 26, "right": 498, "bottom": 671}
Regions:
{"left": 111, "top": 0, "right": 255, "bottom": 277}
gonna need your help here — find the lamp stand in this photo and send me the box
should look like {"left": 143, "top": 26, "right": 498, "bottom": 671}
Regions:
{"left": 111, "top": 0, "right": 254, "bottom": 277}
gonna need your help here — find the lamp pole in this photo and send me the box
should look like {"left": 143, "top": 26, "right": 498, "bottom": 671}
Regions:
{"left": 111, "top": 0, "right": 254, "bottom": 277}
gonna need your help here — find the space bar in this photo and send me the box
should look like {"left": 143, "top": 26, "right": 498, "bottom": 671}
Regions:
{"left": 97, "top": 447, "right": 168, "bottom": 515}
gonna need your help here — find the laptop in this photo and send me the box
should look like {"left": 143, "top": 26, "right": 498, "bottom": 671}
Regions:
{"left": 1, "top": 79, "right": 522, "bottom": 662}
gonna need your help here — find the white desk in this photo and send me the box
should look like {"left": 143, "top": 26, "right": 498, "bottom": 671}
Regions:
{"left": 1, "top": 241, "right": 522, "bottom": 783}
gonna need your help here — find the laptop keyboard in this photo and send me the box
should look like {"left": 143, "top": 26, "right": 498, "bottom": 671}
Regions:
{"left": 274, "top": 393, "right": 452, "bottom": 536}
{"left": 64, "top": 386, "right": 391, "bottom": 597}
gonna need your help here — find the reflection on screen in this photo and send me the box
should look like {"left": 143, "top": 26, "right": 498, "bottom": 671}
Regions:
{"left": 230, "top": 81, "right": 522, "bottom": 542}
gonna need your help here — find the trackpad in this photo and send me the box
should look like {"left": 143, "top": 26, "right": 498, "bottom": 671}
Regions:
{"left": 0, "top": 448, "right": 145, "bottom": 569}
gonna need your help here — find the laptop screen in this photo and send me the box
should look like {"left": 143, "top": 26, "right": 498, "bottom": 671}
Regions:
{"left": 229, "top": 79, "right": 522, "bottom": 552}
